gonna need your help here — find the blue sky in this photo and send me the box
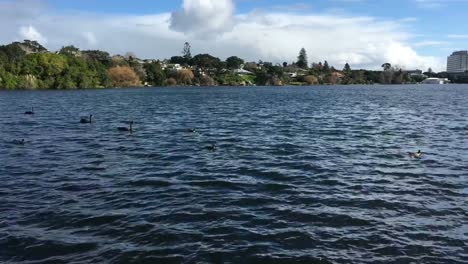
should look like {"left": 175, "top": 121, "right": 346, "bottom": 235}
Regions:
{"left": 2, "top": 0, "right": 468, "bottom": 71}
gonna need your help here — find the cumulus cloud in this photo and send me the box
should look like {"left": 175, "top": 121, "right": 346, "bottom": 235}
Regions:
{"left": 170, "top": 0, "right": 235, "bottom": 37}
{"left": 216, "top": 12, "right": 444, "bottom": 70}
{"left": 0, "top": 0, "right": 446, "bottom": 71}
{"left": 18, "top": 25, "right": 47, "bottom": 43}
{"left": 82, "top": 32, "right": 97, "bottom": 46}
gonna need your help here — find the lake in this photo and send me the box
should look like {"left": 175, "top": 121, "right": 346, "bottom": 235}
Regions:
{"left": 0, "top": 85, "right": 467, "bottom": 263}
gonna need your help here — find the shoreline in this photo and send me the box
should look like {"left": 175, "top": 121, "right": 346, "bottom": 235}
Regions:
{"left": 0, "top": 83, "right": 463, "bottom": 92}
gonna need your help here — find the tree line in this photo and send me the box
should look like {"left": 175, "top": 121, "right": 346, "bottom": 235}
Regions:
{"left": 0, "top": 40, "right": 460, "bottom": 90}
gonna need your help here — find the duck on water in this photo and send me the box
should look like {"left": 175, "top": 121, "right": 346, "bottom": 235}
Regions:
{"left": 206, "top": 143, "right": 218, "bottom": 151}
{"left": 12, "top": 139, "right": 25, "bottom": 145}
{"left": 80, "top": 114, "right": 93, "bottom": 124}
{"left": 118, "top": 121, "right": 133, "bottom": 133}
{"left": 408, "top": 150, "right": 422, "bottom": 159}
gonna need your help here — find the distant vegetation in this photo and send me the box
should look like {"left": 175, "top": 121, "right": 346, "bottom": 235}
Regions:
{"left": 0, "top": 40, "right": 465, "bottom": 89}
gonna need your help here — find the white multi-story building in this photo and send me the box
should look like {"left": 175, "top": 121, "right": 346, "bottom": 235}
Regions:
{"left": 447, "top": 51, "right": 468, "bottom": 73}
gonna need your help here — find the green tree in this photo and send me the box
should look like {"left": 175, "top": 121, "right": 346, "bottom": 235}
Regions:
{"left": 144, "top": 62, "right": 166, "bottom": 86}
{"left": 297, "top": 48, "right": 308, "bottom": 69}
{"left": 82, "top": 50, "right": 112, "bottom": 67}
{"left": 170, "top": 56, "right": 186, "bottom": 65}
{"left": 191, "top": 54, "right": 221, "bottom": 70}
{"left": 226, "top": 56, "right": 244, "bottom": 69}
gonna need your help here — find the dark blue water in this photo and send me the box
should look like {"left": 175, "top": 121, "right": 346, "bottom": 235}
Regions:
{"left": 0, "top": 85, "right": 467, "bottom": 263}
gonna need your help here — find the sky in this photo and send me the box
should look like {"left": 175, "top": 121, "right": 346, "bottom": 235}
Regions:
{"left": 1, "top": 0, "right": 468, "bottom": 71}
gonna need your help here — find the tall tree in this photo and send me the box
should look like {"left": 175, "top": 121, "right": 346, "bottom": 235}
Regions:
{"left": 323, "top": 60, "right": 330, "bottom": 73}
{"left": 297, "top": 48, "right": 308, "bottom": 69}
{"left": 182, "top": 42, "right": 192, "bottom": 60}
{"left": 381, "top": 63, "right": 392, "bottom": 71}
{"left": 343, "top": 63, "right": 351, "bottom": 74}
{"left": 380, "top": 63, "right": 394, "bottom": 84}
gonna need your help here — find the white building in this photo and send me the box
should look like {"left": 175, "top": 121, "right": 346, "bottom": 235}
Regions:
{"left": 447, "top": 51, "right": 468, "bottom": 73}
{"left": 421, "top": 78, "right": 449, "bottom": 84}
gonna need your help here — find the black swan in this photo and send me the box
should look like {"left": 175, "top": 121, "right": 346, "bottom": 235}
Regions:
{"left": 24, "top": 107, "right": 34, "bottom": 115}
{"left": 118, "top": 121, "right": 133, "bottom": 133}
{"left": 80, "top": 114, "right": 93, "bottom": 124}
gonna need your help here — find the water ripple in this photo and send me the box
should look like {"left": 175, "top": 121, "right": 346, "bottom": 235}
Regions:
{"left": 1, "top": 86, "right": 467, "bottom": 263}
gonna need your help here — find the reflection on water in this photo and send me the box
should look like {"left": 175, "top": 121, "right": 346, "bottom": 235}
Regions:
{"left": 0, "top": 85, "right": 467, "bottom": 263}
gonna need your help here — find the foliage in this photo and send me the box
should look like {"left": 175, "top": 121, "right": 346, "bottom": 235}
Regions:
{"left": 191, "top": 54, "right": 221, "bottom": 69}
{"left": 304, "top": 75, "right": 318, "bottom": 85}
{"left": 200, "top": 75, "right": 216, "bottom": 86}
{"left": 165, "top": 77, "right": 177, "bottom": 86}
{"left": 108, "top": 66, "right": 140, "bottom": 87}
{"left": 59, "top": 45, "right": 80, "bottom": 56}
{"left": 0, "top": 40, "right": 454, "bottom": 89}
{"left": 144, "top": 62, "right": 165, "bottom": 86}
{"left": 226, "top": 56, "right": 244, "bottom": 69}
{"left": 176, "top": 69, "right": 194, "bottom": 85}
{"left": 170, "top": 56, "right": 187, "bottom": 65}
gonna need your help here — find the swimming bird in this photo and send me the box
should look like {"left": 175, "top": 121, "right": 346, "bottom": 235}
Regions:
{"left": 12, "top": 139, "right": 25, "bottom": 145}
{"left": 408, "top": 150, "right": 422, "bottom": 159}
{"left": 206, "top": 143, "right": 217, "bottom": 151}
{"left": 80, "top": 114, "right": 93, "bottom": 124}
{"left": 24, "top": 107, "right": 34, "bottom": 115}
{"left": 187, "top": 128, "right": 197, "bottom": 133}
{"left": 118, "top": 121, "right": 133, "bottom": 133}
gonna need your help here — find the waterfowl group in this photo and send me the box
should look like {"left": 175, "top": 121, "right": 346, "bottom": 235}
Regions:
{"left": 20, "top": 107, "right": 424, "bottom": 157}
{"left": 16, "top": 107, "right": 217, "bottom": 154}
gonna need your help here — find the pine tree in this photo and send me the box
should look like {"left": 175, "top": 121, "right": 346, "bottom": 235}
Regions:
{"left": 323, "top": 60, "right": 330, "bottom": 73}
{"left": 297, "top": 48, "right": 308, "bottom": 69}
{"left": 343, "top": 63, "right": 351, "bottom": 76}
{"left": 182, "top": 42, "right": 192, "bottom": 60}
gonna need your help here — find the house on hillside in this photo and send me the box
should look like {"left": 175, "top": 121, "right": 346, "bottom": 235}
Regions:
{"left": 161, "top": 63, "right": 184, "bottom": 71}
{"left": 233, "top": 68, "right": 253, "bottom": 75}
{"left": 404, "top": 69, "right": 426, "bottom": 79}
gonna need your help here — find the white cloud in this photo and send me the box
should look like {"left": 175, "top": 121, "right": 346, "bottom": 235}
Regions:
{"left": 447, "top": 34, "right": 468, "bottom": 39}
{"left": 0, "top": 0, "right": 446, "bottom": 71}
{"left": 82, "top": 32, "right": 97, "bottom": 46}
{"left": 415, "top": 0, "right": 468, "bottom": 8}
{"left": 18, "top": 25, "right": 47, "bottom": 43}
{"left": 413, "top": 40, "right": 448, "bottom": 47}
{"left": 170, "top": 0, "right": 235, "bottom": 37}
